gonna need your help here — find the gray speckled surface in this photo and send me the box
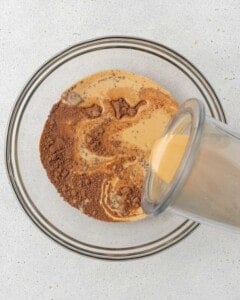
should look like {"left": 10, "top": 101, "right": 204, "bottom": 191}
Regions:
{"left": 1, "top": 1, "right": 240, "bottom": 299}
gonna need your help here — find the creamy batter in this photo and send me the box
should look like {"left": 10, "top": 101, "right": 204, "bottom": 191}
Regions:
{"left": 40, "top": 70, "right": 178, "bottom": 222}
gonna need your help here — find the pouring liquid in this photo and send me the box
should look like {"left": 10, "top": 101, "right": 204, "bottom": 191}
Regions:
{"left": 148, "top": 122, "right": 240, "bottom": 231}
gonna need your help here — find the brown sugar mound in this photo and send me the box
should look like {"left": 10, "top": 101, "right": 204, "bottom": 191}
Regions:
{"left": 40, "top": 70, "right": 178, "bottom": 222}
{"left": 111, "top": 98, "right": 147, "bottom": 119}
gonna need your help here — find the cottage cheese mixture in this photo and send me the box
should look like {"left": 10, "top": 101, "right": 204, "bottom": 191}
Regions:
{"left": 40, "top": 70, "right": 178, "bottom": 222}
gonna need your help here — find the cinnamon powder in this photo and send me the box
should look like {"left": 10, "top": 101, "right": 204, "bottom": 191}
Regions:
{"left": 40, "top": 99, "right": 145, "bottom": 221}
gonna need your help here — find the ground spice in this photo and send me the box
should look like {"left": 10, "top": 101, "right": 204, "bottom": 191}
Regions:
{"left": 40, "top": 98, "right": 146, "bottom": 221}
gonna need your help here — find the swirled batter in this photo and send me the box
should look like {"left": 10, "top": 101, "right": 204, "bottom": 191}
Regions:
{"left": 40, "top": 70, "right": 178, "bottom": 221}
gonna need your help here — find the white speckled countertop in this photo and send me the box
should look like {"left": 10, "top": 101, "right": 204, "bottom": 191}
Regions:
{"left": 1, "top": 1, "right": 240, "bottom": 299}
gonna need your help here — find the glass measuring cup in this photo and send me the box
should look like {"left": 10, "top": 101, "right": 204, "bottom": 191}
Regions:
{"left": 142, "top": 98, "right": 240, "bottom": 231}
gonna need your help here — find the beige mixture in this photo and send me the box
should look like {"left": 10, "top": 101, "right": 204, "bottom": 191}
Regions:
{"left": 40, "top": 70, "right": 178, "bottom": 222}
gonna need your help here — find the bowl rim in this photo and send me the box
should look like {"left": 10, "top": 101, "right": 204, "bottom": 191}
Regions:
{"left": 5, "top": 36, "right": 226, "bottom": 260}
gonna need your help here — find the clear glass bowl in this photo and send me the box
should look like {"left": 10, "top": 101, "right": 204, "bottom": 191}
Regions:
{"left": 6, "top": 36, "right": 226, "bottom": 260}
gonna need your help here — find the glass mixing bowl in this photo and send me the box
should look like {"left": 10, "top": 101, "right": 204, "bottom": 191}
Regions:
{"left": 6, "top": 36, "right": 226, "bottom": 260}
